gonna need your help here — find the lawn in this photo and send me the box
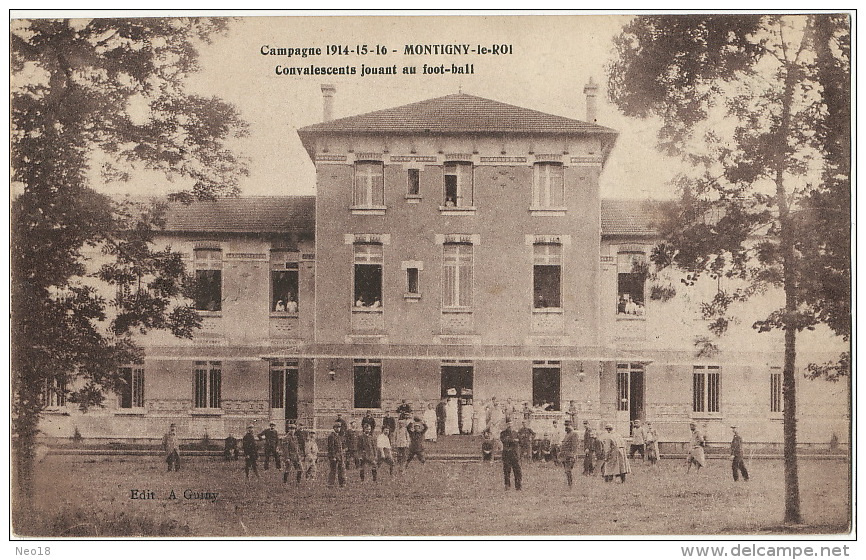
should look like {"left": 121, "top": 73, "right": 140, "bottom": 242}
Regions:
{"left": 16, "top": 454, "right": 851, "bottom": 537}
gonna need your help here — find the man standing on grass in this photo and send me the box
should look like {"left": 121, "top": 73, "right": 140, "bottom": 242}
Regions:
{"left": 582, "top": 420, "right": 596, "bottom": 475}
{"left": 518, "top": 421, "right": 535, "bottom": 461}
{"left": 500, "top": 417, "right": 522, "bottom": 490}
{"left": 405, "top": 415, "right": 428, "bottom": 467}
{"left": 327, "top": 421, "right": 347, "bottom": 488}
{"left": 281, "top": 423, "right": 303, "bottom": 485}
{"left": 258, "top": 422, "right": 282, "bottom": 471}
{"left": 163, "top": 423, "right": 181, "bottom": 472}
{"left": 686, "top": 421, "right": 706, "bottom": 473}
{"left": 358, "top": 422, "right": 378, "bottom": 482}
{"left": 559, "top": 419, "right": 580, "bottom": 487}
{"left": 377, "top": 426, "right": 396, "bottom": 477}
{"left": 629, "top": 419, "right": 646, "bottom": 461}
{"left": 242, "top": 425, "right": 260, "bottom": 480}
{"left": 730, "top": 425, "right": 749, "bottom": 482}
{"left": 345, "top": 420, "right": 360, "bottom": 470}
{"left": 600, "top": 423, "right": 630, "bottom": 483}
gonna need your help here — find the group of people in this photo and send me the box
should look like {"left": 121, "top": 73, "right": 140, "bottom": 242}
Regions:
{"left": 273, "top": 294, "right": 298, "bottom": 313}
{"left": 434, "top": 396, "right": 582, "bottom": 437}
{"left": 162, "top": 413, "right": 751, "bottom": 488}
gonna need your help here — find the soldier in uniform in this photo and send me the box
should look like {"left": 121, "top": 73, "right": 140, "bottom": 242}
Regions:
{"left": 258, "top": 422, "right": 282, "bottom": 471}
{"left": 242, "top": 425, "right": 260, "bottom": 480}
{"left": 730, "top": 425, "right": 749, "bottom": 482}
{"left": 582, "top": 420, "right": 597, "bottom": 475}
{"left": 357, "top": 422, "right": 378, "bottom": 482}
{"left": 162, "top": 423, "right": 181, "bottom": 472}
{"left": 281, "top": 423, "right": 303, "bottom": 485}
{"left": 559, "top": 419, "right": 581, "bottom": 487}
{"left": 499, "top": 417, "right": 522, "bottom": 490}
{"left": 517, "top": 421, "right": 535, "bottom": 461}
{"left": 629, "top": 419, "right": 647, "bottom": 461}
{"left": 327, "top": 421, "right": 347, "bottom": 488}
{"left": 345, "top": 420, "right": 361, "bottom": 469}
{"left": 686, "top": 421, "right": 707, "bottom": 473}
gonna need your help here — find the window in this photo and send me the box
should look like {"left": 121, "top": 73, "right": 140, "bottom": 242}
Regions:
{"left": 443, "top": 243, "right": 473, "bottom": 308}
{"left": 407, "top": 168, "right": 420, "bottom": 196}
{"left": 194, "top": 361, "right": 222, "bottom": 409}
{"left": 532, "top": 361, "right": 561, "bottom": 411}
{"left": 443, "top": 162, "right": 473, "bottom": 207}
{"left": 533, "top": 163, "right": 564, "bottom": 208}
{"left": 616, "top": 365, "right": 630, "bottom": 411}
{"left": 194, "top": 249, "right": 222, "bottom": 312}
{"left": 119, "top": 366, "right": 145, "bottom": 408}
{"left": 354, "top": 243, "right": 383, "bottom": 308}
{"left": 406, "top": 267, "right": 420, "bottom": 295}
{"left": 354, "top": 161, "right": 384, "bottom": 207}
{"left": 353, "top": 359, "right": 382, "bottom": 409}
{"left": 617, "top": 252, "right": 646, "bottom": 316}
{"left": 270, "top": 360, "right": 298, "bottom": 409}
{"left": 42, "top": 376, "right": 67, "bottom": 408}
{"left": 533, "top": 243, "right": 562, "bottom": 308}
{"left": 770, "top": 367, "right": 783, "bottom": 413}
{"left": 693, "top": 365, "right": 720, "bottom": 413}
{"left": 271, "top": 251, "right": 299, "bottom": 313}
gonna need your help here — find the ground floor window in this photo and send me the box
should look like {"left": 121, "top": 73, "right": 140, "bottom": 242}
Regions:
{"left": 532, "top": 361, "right": 561, "bottom": 411}
{"left": 119, "top": 366, "right": 145, "bottom": 408}
{"left": 194, "top": 361, "right": 222, "bottom": 409}
{"left": 770, "top": 367, "right": 783, "bottom": 413}
{"left": 693, "top": 365, "right": 720, "bottom": 413}
{"left": 353, "top": 359, "right": 382, "bottom": 409}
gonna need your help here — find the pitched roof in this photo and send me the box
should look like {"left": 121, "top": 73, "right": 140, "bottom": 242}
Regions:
{"left": 298, "top": 93, "right": 617, "bottom": 136}
{"left": 600, "top": 199, "right": 661, "bottom": 237}
{"left": 162, "top": 196, "right": 315, "bottom": 234}
{"left": 159, "top": 196, "right": 658, "bottom": 237}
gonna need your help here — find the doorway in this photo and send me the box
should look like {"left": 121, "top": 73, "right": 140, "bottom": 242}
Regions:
{"left": 270, "top": 360, "right": 299, "bottom": 426}
{"left": 441, "top": 362, "right": 473, "bottom": 434}
{"left": 616, "top": 362, "right": 645, "bottom": 434}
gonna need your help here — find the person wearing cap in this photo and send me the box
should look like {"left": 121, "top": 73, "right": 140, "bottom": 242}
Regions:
{"left": 582, "top": 420, "right": 596, "bottom": 475}
{"left": 345, "top": 420, "right": 360, "bottom": 470}
{"left": 327, "top": 421, "right": 347, "bottom": 488}
{"left": 405, "top": 415, "right": 428, "bottom": 467}
{"left": 686, "top": 421, "right": 706, "bottom": 473}
{"left": 361, "top": 410, "right": 377, "bottom": 434}
{"left": 258, "top": 422, "right": 282, "bottom": 471}
{"left": 559, "top": 419, "right": 581, "bottom": 487}
{"left": 499, "top": 417, "right": 522, "bottom": 490}
{"left": 162, "top": 423, "right": 181, "bottom": 472}
{"left": 730, "top": 425, "right": 749, "bottom": 482}
{"left": 242, "top": 425, "right": 260, "bottom": 480}
{"left": 645, "top": 421, "right": 660, "bottom": 465}
{"left": 281, "top": 423, "right": 303, "bottom": 485}
{"left": 629, "top": 419, "right": 647, "bottom": 461}
{"left": 357, "top": 422, "right": 379, "bottom": 482}
{"left": 599, "top": 423, "right": 631, "bottom": 483}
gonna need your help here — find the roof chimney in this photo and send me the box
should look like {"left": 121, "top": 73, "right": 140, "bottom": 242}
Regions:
{"left": 583, "top": 77, "right": 599, "bottom": 124}
{"left": 321, "top": 84, "right": 336, "bottom": 121}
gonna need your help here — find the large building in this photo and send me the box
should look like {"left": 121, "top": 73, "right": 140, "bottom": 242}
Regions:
{"left": 37, "top": 84, "right": 849, "bottom": 449}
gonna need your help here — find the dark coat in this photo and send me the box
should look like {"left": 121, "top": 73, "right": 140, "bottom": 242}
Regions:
{"left": 500, "top": 427, "right": 521, "bottom": 458}
{"left": 327, "top": 430, "right": 345, "bottom": 460}
{"left": 242, "top": 433, "right": 258, "bottom": 459}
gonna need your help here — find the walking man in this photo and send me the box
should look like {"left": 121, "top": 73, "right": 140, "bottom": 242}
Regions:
{"left": 327, "top": 421, "right": 347, "bottom": 488}
{"left": 686, "top": 421, "right": 707, "bottom": 473}
{"left": 560, "top": 420, "right": 580, "bottom": 487}
{"left": 281, "top": 423, "right": 303, "bottom": 485}
{"left": 730, "top": 425, "right": 750, "bottom": 482}
{"left": 242, "top": 425, "right": 260, "bottom": 480}
{"left": 258, "top": 422, "right": 282, "bottom": 471}
{"left": 358, "top": 423, "right": 378, "bottom": 482}
{"left": 163, "top": 423, "right": 181, "bottom": 472}
{"left": 500, "top": 417, "right": 522, "bottom": 490}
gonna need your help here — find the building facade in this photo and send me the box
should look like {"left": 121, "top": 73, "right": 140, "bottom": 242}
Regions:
{"left": 37, "top": 86, "right": 849, "bottom": 448}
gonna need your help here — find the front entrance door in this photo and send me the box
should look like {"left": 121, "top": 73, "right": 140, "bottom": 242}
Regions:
{"left": 616, "top": 362, "right": 645, "bottom": 435}
{"left": 270, "top": 360, "right": 299, "bottom": 427}
{"left": 441, "top": 364, "right": 473, "bottom": 434}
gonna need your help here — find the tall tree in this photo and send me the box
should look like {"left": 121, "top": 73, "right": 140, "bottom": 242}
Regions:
{"left": 10, "top": 17, "right": 248, "bottom": 505}
{"left": 608, "top": 14, "right": 850, "bottom": 525}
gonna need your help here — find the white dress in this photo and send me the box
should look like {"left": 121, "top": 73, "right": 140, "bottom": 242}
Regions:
{"left": 423, "top": 407, "right": 437, "bottom": 441}
{"left": 445, "top": 398, "right": 460, "bottom": 435}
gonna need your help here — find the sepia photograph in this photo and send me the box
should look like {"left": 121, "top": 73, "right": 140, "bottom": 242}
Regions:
{"left": 8, "top": 10, "right": 853, "bottom": 544}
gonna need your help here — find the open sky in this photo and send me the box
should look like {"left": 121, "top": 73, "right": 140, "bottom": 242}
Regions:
{"left": 92, "top": 14, "right": 681, "bottom": 200}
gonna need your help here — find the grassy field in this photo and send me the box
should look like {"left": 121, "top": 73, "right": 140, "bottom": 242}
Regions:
{"left": 16, "top": 453, "right": 851, "bottom": 537}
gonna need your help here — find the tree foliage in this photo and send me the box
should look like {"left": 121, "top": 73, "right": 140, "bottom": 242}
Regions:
{"left": 608, "top": 14, "right": 850, "bottom": 525}
{"left": 10, "top": 17, "right": 248, "bottom": 502}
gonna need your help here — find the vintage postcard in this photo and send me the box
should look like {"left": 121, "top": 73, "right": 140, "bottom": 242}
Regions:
{"left": 9, "top": 11, "right": 853, "bottom": 546}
